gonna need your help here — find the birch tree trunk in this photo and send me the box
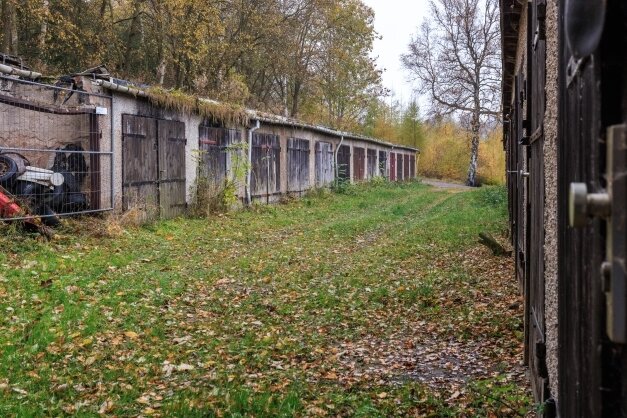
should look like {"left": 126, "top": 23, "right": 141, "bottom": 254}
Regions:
{"left": 39, "top": 0, "right": 49, "bottom": 53}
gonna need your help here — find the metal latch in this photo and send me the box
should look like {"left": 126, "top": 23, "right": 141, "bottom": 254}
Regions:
{"left": 507, "top": 170, "right": 530, "bottom": 178}
{"left": 569, "top": 124, "right": 627, "bottom": 342}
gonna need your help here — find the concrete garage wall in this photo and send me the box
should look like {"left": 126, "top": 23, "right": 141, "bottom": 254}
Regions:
{"left": 543, "top": 0, "right": 559, "bottom": 400}
{"left": 104, "top": 89, "right": 417, "bottom": 216}
{"left": 244, "top": 123, "right": 415, "bottom": 202}
{"left": 0, "top": 70, "right": 417, "bottom": 221}
{"left": 107, "top": 93, "right": 204, "bottom": 210}
{"left": 504, "top": 0, "right": 560, "bottom": 402}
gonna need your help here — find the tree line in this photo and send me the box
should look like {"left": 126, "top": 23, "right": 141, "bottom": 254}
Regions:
{"left": 0, "top": 0, "right": 385, "bottom": 131}
{"left": 1, "top": 0, "right": 503, "bottom": 186}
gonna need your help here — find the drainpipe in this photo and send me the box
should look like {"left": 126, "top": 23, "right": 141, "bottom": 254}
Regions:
{"left": 246, "top": 120, "right": 260, "bottom": 205}
{"left": 0, "top": 63, "right": 42, "bottom": 79}
{"left": 334, "top": 135, "right": 344, "bottom": 182}
{"left": 389, "top": 145, "right": 395, "bottom": 180}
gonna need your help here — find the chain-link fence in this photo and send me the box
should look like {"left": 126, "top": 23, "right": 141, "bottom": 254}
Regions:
{"left": 0, "top": 74, "right": 113, "bottom": 225}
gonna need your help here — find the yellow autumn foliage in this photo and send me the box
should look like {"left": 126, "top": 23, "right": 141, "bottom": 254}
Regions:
{"left": 417, "top": 122, "right": 505, "bottom": 185}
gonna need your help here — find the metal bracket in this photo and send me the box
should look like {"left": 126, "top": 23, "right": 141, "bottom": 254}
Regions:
{"left": 566, "top": 56, "right": 588, "bottom": 88}
{"left": 605, "top": 125, "right": 627, "bottom": 343}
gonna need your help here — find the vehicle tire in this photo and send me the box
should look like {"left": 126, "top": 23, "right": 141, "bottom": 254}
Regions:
{"left": 0, "top": 155, "right": 19, "bottom": 187}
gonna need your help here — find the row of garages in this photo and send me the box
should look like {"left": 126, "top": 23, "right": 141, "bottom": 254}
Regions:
{"left": 0, "top": 66, "right": 418, "bottom": 222}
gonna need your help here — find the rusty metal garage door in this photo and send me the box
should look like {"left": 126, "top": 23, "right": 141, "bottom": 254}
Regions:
{"left": 122, "top": 115, "right": 186, "bottom": 220}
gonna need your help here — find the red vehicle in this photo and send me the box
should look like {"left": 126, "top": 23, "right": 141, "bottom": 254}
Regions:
{"left": 0, "top": 189, "right": 22, "bottom": 218}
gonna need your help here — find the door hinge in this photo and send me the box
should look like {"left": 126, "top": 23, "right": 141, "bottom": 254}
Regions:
{"left": 604, "top": 124, "right": 627, "bottom": 343}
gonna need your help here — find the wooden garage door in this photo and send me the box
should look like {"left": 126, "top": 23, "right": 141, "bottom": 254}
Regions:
{"left": 336, "top": 145, "right": 351, "bottom": 181}
{"left": 315, "top": 141, "right": 334, "bottom": 187}
{"left": 379, "top": 151, "right": 387, "bottom": 177}
{"left": 158, "top": 119, "right": 187, "bottom": 219}
{"left": 367, "top": 149, "right": 377, "bottom": 179}
{"left": 122, "top": 115, "right": 186, "bottom": 220}
{"left": 288, "top": 138, "right": 310, "bottom": 193}
{"left": 557, "top": 0, "right": 627, "bottom": 415}
{"left": 353, "top": 147, "right": 365, "bottom": 181}
{"left": 198, "top": 126, "right": 240, "bottom": 187}
{"left": 251, "top": 133, "right": 280, "bottom": 201}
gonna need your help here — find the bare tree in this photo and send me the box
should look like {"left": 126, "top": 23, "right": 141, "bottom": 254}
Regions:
{"left": 402, "top": 0, "right": 501, "bottom": 186}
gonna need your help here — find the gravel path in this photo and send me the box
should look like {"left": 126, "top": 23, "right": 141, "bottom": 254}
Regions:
{"left": 421, "top": 178, "right": 473, "bottom": 190}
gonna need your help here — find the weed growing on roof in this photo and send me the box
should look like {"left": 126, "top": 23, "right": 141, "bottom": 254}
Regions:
{"left": 145, "top": 87, "right": 248, "bottom": 126}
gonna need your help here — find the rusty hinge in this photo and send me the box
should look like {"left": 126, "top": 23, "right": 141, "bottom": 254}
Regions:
{"left": 569, "top": 124, "right": 627, "bottom": 343}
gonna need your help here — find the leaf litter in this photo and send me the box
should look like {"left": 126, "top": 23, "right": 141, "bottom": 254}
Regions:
{"left": 0, "top": 183, "right": 532, "bottom": 416}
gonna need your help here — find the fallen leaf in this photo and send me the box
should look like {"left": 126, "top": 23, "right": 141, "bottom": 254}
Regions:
{"left": 98, "top": 400, "right": 114, "bottom": 414}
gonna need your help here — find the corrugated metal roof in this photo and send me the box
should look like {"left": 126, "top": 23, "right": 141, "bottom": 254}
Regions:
{"left": 94, "top": 78, "right": 418, "bottom": 153}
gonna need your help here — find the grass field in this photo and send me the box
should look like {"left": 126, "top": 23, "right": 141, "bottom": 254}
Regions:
{"left": 0, "top": 181, "right": 532, "bottom": 417}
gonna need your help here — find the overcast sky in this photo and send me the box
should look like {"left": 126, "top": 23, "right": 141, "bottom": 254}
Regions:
{"left": 362, "top": 0, "right": 429, "bottom": 107}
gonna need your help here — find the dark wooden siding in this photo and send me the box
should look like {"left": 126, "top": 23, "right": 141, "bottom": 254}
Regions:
{"left": 403, "top": 154, "right": 410, "bottom": 180}
{"left": 315, "top": 141, "right": 334, "bottom": 187}
{"left": 504, "top": 0, "right": 627, "bottom": 415}
{"left": 396, "top": 152, "right": 403, "bottom": 181}
{"left": 251, "top": 133, "right": 281, "bottom": 201}
{"left": 287, "top": 138, "right": 310, "bottom": 193}
{"left": 353, "top": 147, "right": 365, "bottom": 181}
